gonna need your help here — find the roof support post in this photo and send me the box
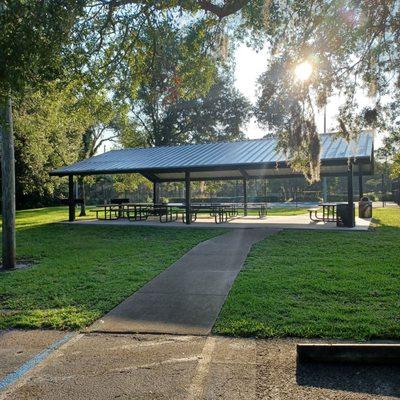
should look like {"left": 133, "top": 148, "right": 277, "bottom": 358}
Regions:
{"left": 243, "top": 178, "right": 248, "bottom": 217}
{"left": 322, "top": 177, "right": 328, "bottom": 202}
{"left": 153, "top": 182, "right": 159, "bottom": 205}
{"left": 358, "top": 169, "right": 363, "bottom": 199}
{"left": 346, "top": 162, "right": 355, "bottom": 227}
{"left": 68, "top": 175, "right": 75, "bottom": 222}
{"left": 185, "top": 171, "right": 191, "bottom": 225}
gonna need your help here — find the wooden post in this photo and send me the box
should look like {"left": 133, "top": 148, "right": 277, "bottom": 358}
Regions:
{"left": 68, "top": 175, "right": 75, "bottom": 222}
{"left": 243, "top": 178, "right": 248, "bottom": 216}
{"left": 185, "top": 171, "right": 191, "bottom": 225}
{"left": 1, "top": 96, "right": 16, "bottom": 269}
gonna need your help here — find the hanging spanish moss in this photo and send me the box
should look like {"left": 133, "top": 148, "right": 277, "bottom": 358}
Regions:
{"left": 276, "top": 117, "right": 321, "bottom": 184}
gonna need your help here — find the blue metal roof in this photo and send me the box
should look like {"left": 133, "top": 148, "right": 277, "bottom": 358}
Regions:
{"left": 51, "top": 131, "right": 374, "bottom": 179}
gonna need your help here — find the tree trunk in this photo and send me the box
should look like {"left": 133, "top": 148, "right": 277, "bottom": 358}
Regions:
{"left": 78, "top": 176, "right": 86, "bottom": 216}
{"left": 1, "top": 95, "right": 16, "bottom": 269}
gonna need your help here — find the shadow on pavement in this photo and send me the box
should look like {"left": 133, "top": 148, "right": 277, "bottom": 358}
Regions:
{"left": 296, "top": 362, "right": 400, "bottom": 397}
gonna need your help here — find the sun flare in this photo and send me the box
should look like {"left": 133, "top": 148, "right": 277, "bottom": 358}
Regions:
{"left": 295, "top": 61, "right": 313, "bottom": 81}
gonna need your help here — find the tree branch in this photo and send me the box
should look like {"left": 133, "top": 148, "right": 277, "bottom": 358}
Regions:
{"left": 196, "top": 0, "right": 249, "bottom": 19}
{"left": 96, "top": 0, "right": 249, "bottom": 19}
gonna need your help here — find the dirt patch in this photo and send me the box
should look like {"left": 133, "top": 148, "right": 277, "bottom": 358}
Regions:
{"left": 0, "top": 259, "right": 35, "bottom": 271}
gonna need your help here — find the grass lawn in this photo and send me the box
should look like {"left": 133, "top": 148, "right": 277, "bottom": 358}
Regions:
{"left": 214, "top": 207, "right": 400, "bottom": 340}
{"left": 0, "top": 207, "right": 224, "bottom": 330}
{"left": 193, "top": 206, "right": 309, "bottom": 218}
{"left": 265, "top": 206, "right": 309, "bottom": 216}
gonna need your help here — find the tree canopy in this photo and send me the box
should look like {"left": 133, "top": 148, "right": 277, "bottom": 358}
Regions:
{"left": 2, "top": 0, "right": 400, "bottom": 190}
{"left": 253, "top": 0, "right": 399, "bottom": 180}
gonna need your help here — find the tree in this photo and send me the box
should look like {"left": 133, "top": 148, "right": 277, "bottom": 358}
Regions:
{"left": 127, "top": 73, "right": 251, "bottom": 146}
{"left": 12, "top": 83, "right": 85, "bottom": 209}
{"left": 253, "top": 0, "right": 400, "bottom": 180}
{"left": 115, "top": 19, "right": 250, "bottom": 146}
{"left": 74, "top": 89, "right": 133, "bottom": 215}
{"left": 255, "top": 58, "right": 321, "bottom": 182}
{"left": 0, "top": 1, "right": 84, "bottom": 269}
{"left": 11, "top": 80, "right": 134, "bottom": 213}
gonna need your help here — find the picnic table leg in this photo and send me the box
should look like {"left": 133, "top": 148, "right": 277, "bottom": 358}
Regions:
{"left": 309, "top": 210, "right": 320, "bottom": 222}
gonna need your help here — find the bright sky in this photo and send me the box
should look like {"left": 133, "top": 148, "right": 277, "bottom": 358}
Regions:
{"left": 234, "top": 44, "right": 384, "bottom": 148}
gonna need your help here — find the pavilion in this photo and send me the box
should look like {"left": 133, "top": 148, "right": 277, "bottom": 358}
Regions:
{"left": 50, "top": 131, "right": 374, "bottom": 227}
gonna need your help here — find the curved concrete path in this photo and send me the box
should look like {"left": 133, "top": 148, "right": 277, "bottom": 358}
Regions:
{"left": 90, "top": 228, "right": 280, "bottom": 335}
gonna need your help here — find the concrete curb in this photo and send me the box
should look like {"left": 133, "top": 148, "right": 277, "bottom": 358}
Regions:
{"left": 297, "top": 343, "right": 400, "bottom": 364}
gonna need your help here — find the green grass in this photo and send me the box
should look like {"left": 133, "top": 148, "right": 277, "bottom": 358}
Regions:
{"left": 214, "top": 207, "right": 400, "bottom": 340}
{"left": 0, "top": 207, "right": 224, "bottom": 330}
{"left": 265, "top": 206, "right": 309, "bottom": 216}
{"left": 242, "top": 206, "right": 308, "bottom": 216}
{"left": 193, "top": 206, "right": 309, "bottom": 218}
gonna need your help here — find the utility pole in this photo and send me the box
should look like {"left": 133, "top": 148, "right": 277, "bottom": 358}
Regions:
{"left": 1, "top": 96, "right": 16, "bottom": 269}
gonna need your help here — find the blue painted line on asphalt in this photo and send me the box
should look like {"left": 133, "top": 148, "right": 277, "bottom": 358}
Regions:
{"left": 0, "top": 332, "right": 75, "bottom": 391}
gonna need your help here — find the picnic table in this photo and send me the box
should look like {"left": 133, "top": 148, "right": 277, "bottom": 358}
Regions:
{"left": 91, "top": 203, "right": 179, "bottom": 223}
{"left": 180, "top": 202, "right": 267, "bottom": 224}
{"left": 179, "top": 203, "right": 236, "bottom": 224}
{"left": 308, "top": 202, "right": 348, "bottom": 222}
{"left": 246, "top": 202, "right": 268, "bottom": 218}
{"left": 91, "top": 201, "right": 268, "bottom": 224}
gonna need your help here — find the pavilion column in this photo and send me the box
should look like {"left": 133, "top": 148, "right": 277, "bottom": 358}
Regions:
{"left": 68, "top": 175, "right": 76, "bottom": 222}
{"left": 243, "top": 178, "right": 248, "bottom": 216}
{"left": 185, "top": 171, "right": 191, "bottom": 225}
{"left": 153, "top": 182, "right": 160, "bottom": 204}
{"left": 358, "top": 169, "right": 363, "bottom": 199}
{"left": 347, "top": 162, "right": 355, "bottom": 227}
{"left": 322, "top": 177, "right": 328, "bottom": 202}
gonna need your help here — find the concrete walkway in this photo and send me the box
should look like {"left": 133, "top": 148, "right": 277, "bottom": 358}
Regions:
{"left": 2, "top": 331, "right": 400, "bottom": 400}
{"left": 69, "top": 214, "right": 372, "bottom": 231}
{"left": 90, "top": 229, "right": 279, "bottom": 335}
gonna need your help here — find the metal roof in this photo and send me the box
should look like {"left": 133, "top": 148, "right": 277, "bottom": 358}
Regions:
{"left": 51, "top": 131, "right": 374, "bottom": 181}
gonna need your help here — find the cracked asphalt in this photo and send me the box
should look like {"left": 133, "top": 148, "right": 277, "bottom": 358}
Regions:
{"left": 1, "top": 330, "right": 400, "bottom": 400}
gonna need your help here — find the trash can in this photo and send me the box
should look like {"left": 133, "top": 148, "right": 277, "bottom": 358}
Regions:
{"left": 359, "top": 196, "right": 372, "bottom": 218}
{"left": 337, "top": 203, "right": 355, "bottom": 227}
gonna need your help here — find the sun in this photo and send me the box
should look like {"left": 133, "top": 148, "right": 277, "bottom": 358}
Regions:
{"left": 295, "top": 61, "right": 313, "bottom": 81}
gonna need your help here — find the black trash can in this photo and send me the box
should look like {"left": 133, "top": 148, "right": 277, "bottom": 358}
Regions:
{"left": 359, "top": 196, "right": 372, "bottom": 218}
{"left": 337, "top": 203, "right": 355, "bottom": 227}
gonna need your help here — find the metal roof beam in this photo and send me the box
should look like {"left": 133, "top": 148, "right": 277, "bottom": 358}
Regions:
{"left": 139, "top": 171, "right": 160, "bottom": 183}
{"left": 238, "top": 169, "right": 250, "bottom": 179}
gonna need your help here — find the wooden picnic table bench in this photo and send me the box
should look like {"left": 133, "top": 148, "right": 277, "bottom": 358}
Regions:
{"left": 245, "top": 202, "right": 268, "bottom": 218}
{"left": 178, "top": 203, "right": 234, "bottom": 224}
{"left": 308, "top": 202, "right": 348, "bottom": 223}
{"left": 91, "top": 204, "right": 122, "bottom": 220}
{"left": 91, "top": 202, "right": 269, "bottom": 224}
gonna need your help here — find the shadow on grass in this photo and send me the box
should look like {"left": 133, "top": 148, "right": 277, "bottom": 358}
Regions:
{"left": 296, "top": 362, "right": 400, "bottom": 397}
